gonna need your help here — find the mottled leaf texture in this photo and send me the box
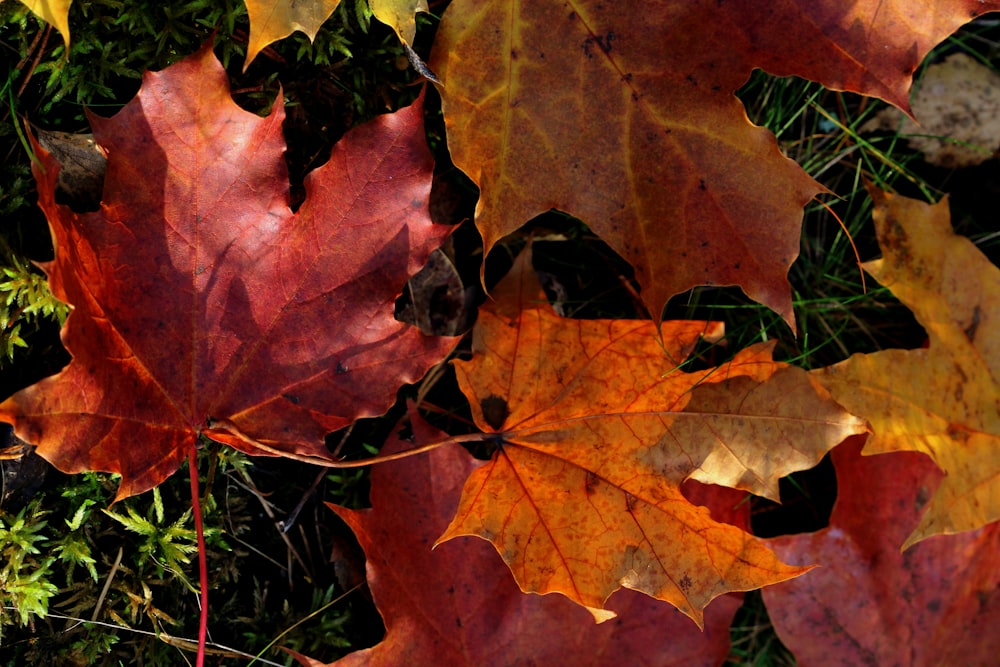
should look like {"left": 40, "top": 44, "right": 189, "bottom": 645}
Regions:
{"left": 815, "top": 187, "right": 999, "bottom": 548}
{"left": 244, "top": 0, "right": 342, "bottom": 69}
{"left": 439, "top": 248, "right": 864, "bottom": 625}
{"left": 0, "top": 43, "right": 454, "bottom": 499}
{"left": 762, "top": 437, "right": 1000, "bottom": 667}
{"left": 431, "top": 0, "right": 1000, "bottom": 325}
{"left": 17, "top": 0, "right": 71, "bottom": 46}
{"left": 295, "top": 412, "right": 741, "bottom": 667}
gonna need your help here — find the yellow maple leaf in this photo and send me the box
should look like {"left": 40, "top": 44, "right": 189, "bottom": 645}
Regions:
{"left": 370, "top": 0, "right": 427, "bottom": 45}
{"left": 243, "top": 0, "right": 342, "bottom": 70}
{"left": 18, "top": 0, "right": 71, "bottom": 46}
{"left": 814, "top": 185, "right": 1000, "bottom": 549}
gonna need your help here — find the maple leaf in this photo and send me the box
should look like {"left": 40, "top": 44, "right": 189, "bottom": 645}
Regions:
{"left": 370, "top": 0, "right": 428, "bottom": 45}
{"left": 243, "top": 0, "right": 342, "bottom": 69}
{"left": 437, "top": 247, "right": 865, "bottom": 625}
{"left": 813, "top": 186, "right": 999, "bottom": 548}
{"left": 293, "top": 410, "right": 742, "bottom": 667}
{"left": 814, "top": 187, "right": 1000, "bottom": 548}
{"left": 761, "top": 437, "right": 1000, "bottom": 667}
{"left": 0, "top": 43, "right": 455, "bottom": 500}
{"left": 16, "top": 0, "right": 71, "bottom": 46}
{"left": 430, "top": 0, "right": 1000, "bottom": 325}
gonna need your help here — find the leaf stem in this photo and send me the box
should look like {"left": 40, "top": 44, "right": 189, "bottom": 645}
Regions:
{"left": 205, "top": 418, "right": 489, "bottom": 468}
{"left": 188, "top": 442, "right": 208, "bottom": 667}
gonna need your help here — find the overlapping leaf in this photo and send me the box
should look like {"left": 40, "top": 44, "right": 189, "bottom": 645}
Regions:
{"left": 814, "top": 187, "right": 1000, "bottom": 547}
{"left": 439, "top": 248, "right": 865, "bottom": 624}
{"left": 0, "top": 43, "right": 454, "bottom": 499}
{"left": 762, "top": 437, "right": 1000, "bottom": 666}
{"left": 297, "top": 411, "right": 742, "bottom": 666}
{"left": 431, "top": 0, "right": 1000, "bottom": 325}
{"left": 370, "top": 0, "right": 427, "bottom": 45}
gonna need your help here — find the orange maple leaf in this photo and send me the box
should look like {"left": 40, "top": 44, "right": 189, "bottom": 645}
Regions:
{"left": 814, "top": 186, "right": 1000, "bottom": 548}
{"left": 430, "top": 0, "right": 1000, "bottom": 326}
{"left": 292, "top": 410, "right": 743, "bottom": 666}
{"left": 439, "top": 247, "right": 865, "bottom": 625}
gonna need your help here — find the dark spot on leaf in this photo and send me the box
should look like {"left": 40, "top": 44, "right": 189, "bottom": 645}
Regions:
{"left": 679, "top": 575, "right": 692, "bottom": 592}
{"left": 915, "top": 485, "right": 931, "bottom": 509}
{"left": 625, "top": 492, "right": 638, "bottom": 511}
{"left": 283, "top": 394, "right": 300, "bottom": 405}
{"left": 480, "top": 395, "right": 509, "bottom": 430}
{"left": 510, "top": 49, "right": 518, "bottom": 60}
{"left": 585, "top": 471, "right": 599, "bottom": 495}
{"left": 699, "top": 179, "right": 707, "bottom": 190}
{"left": 596, "top": 32, "right": 615, "bottom": 54}
{"left": 335, "top": 362, "right": 348, "bottom": 374}
{"left": 964, "top": 305, "right": 981, "bottom": 341}
{"left": 581, "top": 32, "right": 615, "bottom": 59}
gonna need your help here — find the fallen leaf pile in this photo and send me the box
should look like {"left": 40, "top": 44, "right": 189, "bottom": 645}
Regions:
{"left": 4, "top": 0, "right": 1000, "bottom": 664}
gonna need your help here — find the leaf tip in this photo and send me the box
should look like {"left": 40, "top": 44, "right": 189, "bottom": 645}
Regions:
{"left": 585, "top": 605, "right": 618, "bottom": 624}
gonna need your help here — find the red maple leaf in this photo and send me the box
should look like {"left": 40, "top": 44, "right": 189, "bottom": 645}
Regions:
{"left": 762, "top": 437, "right": 1000, "bottom": 666}
{"left": 0, "top": 43, "right": 455, "bottom": 499}
{"left": 289, "top": 410, "right": 742, "bottom": 666}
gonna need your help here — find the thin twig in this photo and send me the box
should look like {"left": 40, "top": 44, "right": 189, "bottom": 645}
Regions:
{"left": 281, "top": 468, "right": 326, "bottom": 534}
{"left": 88, "top": 546, "right": 122, "bottom": 625}
{"left": 244, "top": 582, "right": 364, "bottom": 667}
{"left": 3, "top": 609, "right": 288, "bottom": 666}
{"left": 415, "top": 356, "right": 450, "bottom": 407}
{"left": 16, "top": 24, "right": 50, "bottom": 98}
{"left": 329, "top": 423, "right": 355, "bottom": 459}
{"left": 236, "top": 466, "right": 312, "bottom": 582}
{"left": 277, "top": 425, "right": 357, "bottom": 534}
